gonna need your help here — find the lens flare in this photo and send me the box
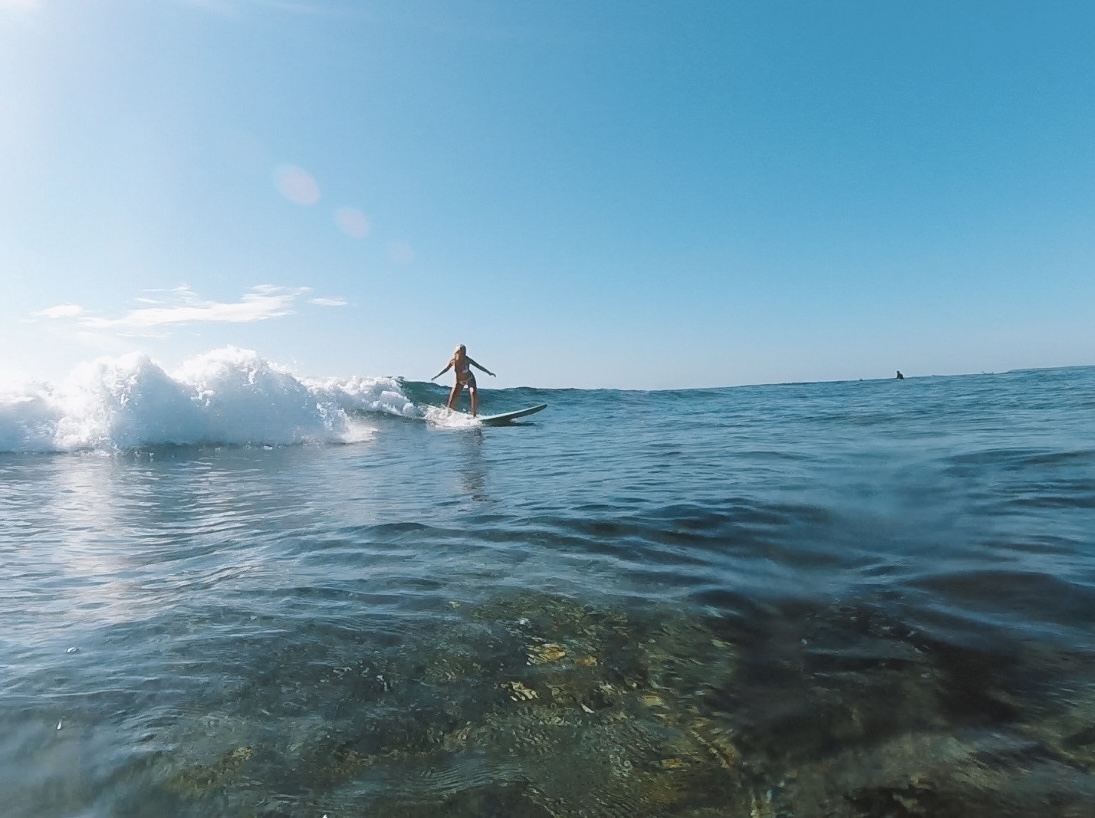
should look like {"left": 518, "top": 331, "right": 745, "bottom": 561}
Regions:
{"left": 273, "top": 165, "right": 320, "bottom": 206}
{"left": 335, "top": 206, "right": 370, "bottom": 238}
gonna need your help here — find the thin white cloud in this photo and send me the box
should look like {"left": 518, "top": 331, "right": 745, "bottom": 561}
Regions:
{"left": 84, "top": 286, "right": 306, "bottom": 329}
{"left": 35, "top": 303, "right": 84, "bottom": 319}
{"left": 0, "top": 0, "right": 41, "bottom": 11}
{"left": 309, "top": 296, "right": 348, "bottom": 307}
{"left": 34, "top": 286, "right": 347, "bottom": 333}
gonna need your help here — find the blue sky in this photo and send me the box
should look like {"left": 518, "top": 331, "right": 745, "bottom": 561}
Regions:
{"left": 2, "top": 0, "right": 1093, "bottom": 389}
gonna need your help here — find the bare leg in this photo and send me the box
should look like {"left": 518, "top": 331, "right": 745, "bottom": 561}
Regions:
{"left": 447, "top": 382, "right": 464, "bottom": 410}
{"left": 470, "top": 385, "right": 479, "bottom": 417}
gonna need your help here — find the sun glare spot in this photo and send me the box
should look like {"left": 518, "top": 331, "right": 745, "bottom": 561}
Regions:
{"left": 274, "top": 165, "right": 321, "bottom": 206}
{"left": 335, "top": 206, "right": 371, "bottom": 239}
{"left": 0, "top": 0, "right": 41, "bottom": 11}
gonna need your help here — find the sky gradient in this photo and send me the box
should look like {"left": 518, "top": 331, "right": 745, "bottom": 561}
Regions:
{"left": 3, "top": 0, "right": 1093, "bottom": 389}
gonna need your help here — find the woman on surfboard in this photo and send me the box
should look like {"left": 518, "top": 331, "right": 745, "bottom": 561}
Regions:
{"left": 431, "top": 344, "right": 495, "bottom": 416}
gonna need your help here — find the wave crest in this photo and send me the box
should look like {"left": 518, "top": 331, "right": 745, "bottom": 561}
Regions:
{"left": 0, "top": 348, "right": 418, "bottom": 452}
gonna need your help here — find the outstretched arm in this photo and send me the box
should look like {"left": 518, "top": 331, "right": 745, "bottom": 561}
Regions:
{"left": 468, "top": 358, "right": 495, "bottom": 377}
{"left": 431, "top": 361, "right": 453, "bottom": 380}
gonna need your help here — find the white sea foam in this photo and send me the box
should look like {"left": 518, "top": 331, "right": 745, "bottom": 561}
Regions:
{"left": 0, "top": 347, "right": 419, "bottom": 453}
{"left": 421, "top": 404, "right": 481, "bottom": 429}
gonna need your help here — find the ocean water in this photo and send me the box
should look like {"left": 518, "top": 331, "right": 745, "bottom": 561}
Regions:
{"left": 2, "top": 350, "right": 1094, "bottom": 817}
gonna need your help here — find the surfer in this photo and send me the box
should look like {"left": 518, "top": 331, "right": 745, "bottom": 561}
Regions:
{"left": 431, "top": 344, "right": 495, "bottom": 416}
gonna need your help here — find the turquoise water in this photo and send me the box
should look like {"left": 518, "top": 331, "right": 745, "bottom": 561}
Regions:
{"left": 2, "top": 362, "right": 1094, "bottom": 816}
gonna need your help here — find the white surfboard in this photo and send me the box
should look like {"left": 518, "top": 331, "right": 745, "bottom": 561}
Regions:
{"left": 477, "top": 403, "right": 547, "bottom": 426}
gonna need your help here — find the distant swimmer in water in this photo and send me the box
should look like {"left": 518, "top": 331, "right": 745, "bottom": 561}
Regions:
{"left": 896, "top": 371, "right": 905, "bottom": 379}
{"left": 431, "top": 344, "right": 495, "bottom": 416}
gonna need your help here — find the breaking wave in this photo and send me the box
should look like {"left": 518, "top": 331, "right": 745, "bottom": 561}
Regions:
{"left": 0, "top": 347, "right": 421, "bottom": 453}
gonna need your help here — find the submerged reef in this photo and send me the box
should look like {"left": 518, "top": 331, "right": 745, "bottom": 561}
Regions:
{"left": 147, "top": 591, "right": 1095, "bottom": 817}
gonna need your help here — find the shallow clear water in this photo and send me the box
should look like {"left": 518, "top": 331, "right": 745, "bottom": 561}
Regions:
{"left": 2, "top": 365, "right": 1094, "bottom": 816}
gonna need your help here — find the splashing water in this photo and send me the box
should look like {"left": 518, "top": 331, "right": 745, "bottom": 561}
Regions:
{"left": 0, "top": 347, "right": 421, "bottom": 453}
